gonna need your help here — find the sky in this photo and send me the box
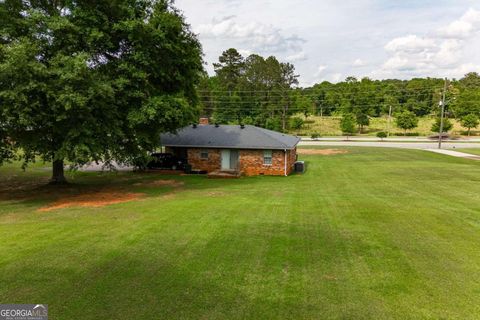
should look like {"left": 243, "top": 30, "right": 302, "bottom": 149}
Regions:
{"left": 175, "top": 0, "right": 480, "bottom": 87}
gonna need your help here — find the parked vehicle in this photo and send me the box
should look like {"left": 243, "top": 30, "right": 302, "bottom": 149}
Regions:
{"left": 147, "top": 153, "right": 187, "bottom": 170}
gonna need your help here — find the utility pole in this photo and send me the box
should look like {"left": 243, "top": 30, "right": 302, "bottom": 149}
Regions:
{"left": 319, "top": 106, "right": 323, "bottom": 136}
{"left": 387, "top": 105, "right": 392, "bottom": 138}
{"left": 438, "top": 78, "right": 448, "bottom": 149}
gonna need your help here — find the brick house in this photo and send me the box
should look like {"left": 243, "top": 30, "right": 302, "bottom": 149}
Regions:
{"left": 161, "top": 121, "right": 300, "bottom": 176}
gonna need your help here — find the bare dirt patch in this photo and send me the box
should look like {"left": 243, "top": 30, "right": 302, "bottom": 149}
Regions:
{"left": 133, "top": 179, "right": 184, "bottom": 188}
{"left": 38, "top": 191, "right": 144, "bottom": 212}
{"left": 297, "top": 149, "right": 349, "bottom": 155}
{"left": 204, "top": 191, "right": 227, "bottom": 197}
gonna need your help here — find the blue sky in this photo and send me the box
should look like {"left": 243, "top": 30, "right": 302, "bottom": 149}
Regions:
{"left": 175, "top": 0, "right": 480, "bottom": 86}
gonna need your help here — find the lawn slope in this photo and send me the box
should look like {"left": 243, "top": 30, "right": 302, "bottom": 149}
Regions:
{"left": 0, "top": 148, "right": 479, "bottom": 319}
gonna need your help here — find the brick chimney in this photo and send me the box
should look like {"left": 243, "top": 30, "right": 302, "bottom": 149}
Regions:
{"left": 199, "top": 117, "right": 209, "bottom": 125}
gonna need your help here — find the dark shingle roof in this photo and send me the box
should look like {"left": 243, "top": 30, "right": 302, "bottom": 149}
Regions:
{"left": 161, "top": 125, "right": 300, "bottom": 150}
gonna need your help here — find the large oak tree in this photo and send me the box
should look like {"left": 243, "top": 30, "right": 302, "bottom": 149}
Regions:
{"left": 0, "top": 0, "right": 203, "bottom": 183}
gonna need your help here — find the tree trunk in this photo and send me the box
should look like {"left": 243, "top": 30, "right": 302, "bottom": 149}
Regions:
{"left": 50, "top": 160, "right": 67, "bottom": 184}
{"left": 468, "top": 128, "right": 471, "bottom": 136}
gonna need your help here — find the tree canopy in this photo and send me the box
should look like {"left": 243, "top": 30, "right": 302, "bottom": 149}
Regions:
{"left": 395, "top": 111, "right": 419, "bottom": 135}
{"left": 460, "top": 114, "right": 479, "bottom": 136}
{"left": 340, "top": 113, "right": 356, "bottom": 138}
{"left": 0, "top": 0, "right": 203, "bottom": 183}
{"left": 200, "top": 49, "right": 299, "bottom": 131}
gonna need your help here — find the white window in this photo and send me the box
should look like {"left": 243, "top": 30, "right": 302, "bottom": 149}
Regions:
{"left": 264, "top": 150, "right": 272, "bottom": 165}
{"left": 200, "top": 150, "right": 209, "bottom": 159}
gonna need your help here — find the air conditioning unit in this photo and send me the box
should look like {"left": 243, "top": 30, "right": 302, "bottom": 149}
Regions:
{"left": 294, "top": 161, "right": 306, "bottom": 173}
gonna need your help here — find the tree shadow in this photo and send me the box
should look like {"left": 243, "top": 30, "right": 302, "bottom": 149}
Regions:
{"left": 0, "top": 170, "right": 273, "bottom": 212}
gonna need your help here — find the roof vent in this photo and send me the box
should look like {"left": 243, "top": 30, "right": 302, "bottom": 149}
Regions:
{"left": 215, "top": 123, "right": 220, "bottom": 128}
{"left": 240, "top": 124, "right": 245, "bottom": 129}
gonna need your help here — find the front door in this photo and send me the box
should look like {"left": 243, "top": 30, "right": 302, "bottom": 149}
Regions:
{"left": 230, "top": 150, "right": 239, "bottom": 170}
{"left": 221, "top": 150, "right": 239, "bottom": 171}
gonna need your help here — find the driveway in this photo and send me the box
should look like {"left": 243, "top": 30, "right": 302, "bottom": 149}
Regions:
{"left": 78, "top": 161, "right": 134, "bottom": 172}
{"left": 426, "top": 149, "right": 480, "bottom": 160}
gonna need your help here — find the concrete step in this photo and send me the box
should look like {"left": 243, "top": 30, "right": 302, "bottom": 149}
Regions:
{"left": 207, "top": 171, "right": 241, "bottom": 179}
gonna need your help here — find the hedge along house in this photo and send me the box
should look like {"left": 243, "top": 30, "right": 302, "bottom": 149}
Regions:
{"left": 160, "top": 120, "right": 300, "bottom": 176}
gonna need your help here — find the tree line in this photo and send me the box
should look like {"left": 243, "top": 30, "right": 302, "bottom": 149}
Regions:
{"left": 199, "top": 48, "right": 480, "bottom": 135}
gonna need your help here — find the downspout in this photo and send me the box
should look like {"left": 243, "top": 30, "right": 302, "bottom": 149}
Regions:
{"left": 284, "top": 149, "right": 287, "bottom": 177}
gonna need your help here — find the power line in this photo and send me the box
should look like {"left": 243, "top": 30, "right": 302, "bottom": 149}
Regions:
{"left": 196, "top": 100, "right": 478, "bottom": 108}
{"left": 195, "top": 90, "right": 446, "bottom": 99}
{"left": 196, "top": 86, "right": 445, "bottom": 94}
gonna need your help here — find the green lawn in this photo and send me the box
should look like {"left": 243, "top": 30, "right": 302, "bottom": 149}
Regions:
{"left": 1, "top": 148, "right": 480, "bottom": 319}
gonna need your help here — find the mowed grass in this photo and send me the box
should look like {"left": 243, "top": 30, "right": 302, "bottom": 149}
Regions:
{"left": 1, "top": 148, "right": 480, "bottom": 319}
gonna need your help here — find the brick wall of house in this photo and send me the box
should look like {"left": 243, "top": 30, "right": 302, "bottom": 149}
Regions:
{"left": 166, "top": 147, "right": 297, "bottom": 176}
{"left": 288, "top": 148, "right": 297, "bottom": 173}
{"left": 187, "top": 148, "right": 222, "bottom": 172}
{"left": 239, "top": 148, "right": 297, "bottom": 176}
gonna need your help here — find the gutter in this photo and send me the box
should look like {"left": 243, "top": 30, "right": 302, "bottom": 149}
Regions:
{"left": 284, "top": 149, "right": 287, "bottom": 177}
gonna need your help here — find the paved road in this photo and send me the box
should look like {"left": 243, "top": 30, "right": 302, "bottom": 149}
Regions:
{"left": 299, "top": 141, "right": 480, "bottom": 150}
{"left": 301, "top": 137, "right": 480, "bottom": 142}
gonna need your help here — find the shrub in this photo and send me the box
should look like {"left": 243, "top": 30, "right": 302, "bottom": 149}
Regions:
{"left": 241, "top": 116, "right": 255, "bottom": 125}
{"left": 311, "top": 132, "right": 321, "bottom": 140}
{"left": 289, "top": 117, "right": 304, "bottom": 130}
{"left": 265, "top": 118, "right": 282, "bottom": 132}
{"left": 431, "top": 117, "right": 453, "bottom": 133}
{"left": 376, "top": 132, "right": 387, "bottom": 140}
{"left": 393, "top": 132, "right": 420, "bottom": 137}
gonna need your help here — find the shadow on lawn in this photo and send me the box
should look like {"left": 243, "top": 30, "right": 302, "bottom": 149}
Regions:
{"left": 0, "top": 171, "right": 270, "bottom": 212}
{"left": 0, "top": 219, "right": 394, "bottom": 319}
{"left": 1, "top": 249, "right": 257, "bottom": 319}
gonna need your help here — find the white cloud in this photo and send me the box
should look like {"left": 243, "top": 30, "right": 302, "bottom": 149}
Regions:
{"left": 306, "top": 66, "right": 343, "bottom": 85}
{"left": 384, "top": 35, "right": 436, "bottom": 53}
{"left": 313, "top": 65, "right": 328, "bottom": 77}
{"left": 438, "top": 8, "right": 480, "bottom": 39}
{"left": 238, "top": 49, "right": 253, "bottom": 57}
{"left": 434, "top": 39, "right": 462, "bottom": 67}
{"left": 330, "top": 73, "right": 343, "bottom": 83}
{"left": 383, "top": 56, "right": 410, "bottom": 70}
{"left": 375, "top": 8, "right": 480, "bottom": 79}
{"left": 196, "top": 16, "right": 305, "bottom": 54}
{"left": 451, "top": 63, "right": 480, "bottom": 76}
{"left": 352, "top": 59, "right": 366, "bottom": 67}
{"left": 286, "top": 51, "right": 308, "bottom": 62}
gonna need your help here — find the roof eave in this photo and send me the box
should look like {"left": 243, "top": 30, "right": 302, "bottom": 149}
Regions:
{"left": 162, "top": 144, "right": 299, "bottom": 150}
